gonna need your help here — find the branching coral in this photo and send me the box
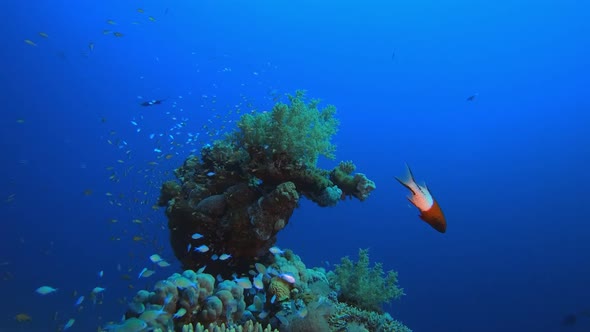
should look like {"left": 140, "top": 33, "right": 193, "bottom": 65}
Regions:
{"left": 329, "top": 249, "right": 404, "bottom": 312}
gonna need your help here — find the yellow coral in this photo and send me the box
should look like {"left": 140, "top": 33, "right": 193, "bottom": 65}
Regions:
{"left": 268, "top": 277, "right": 291, "bottom": 302}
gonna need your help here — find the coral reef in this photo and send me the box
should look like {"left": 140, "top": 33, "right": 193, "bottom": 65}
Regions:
{"left": 329, "top": 249, "right": 404, "bottom": 312}
{"left": 104, "top": 250, "right": 410, "bottom": 332}
{"left": 158, "top": 92, "right": 376, "bottom": 277}
{"left": 103, "top": 92, "right": 409, "bottom": 331}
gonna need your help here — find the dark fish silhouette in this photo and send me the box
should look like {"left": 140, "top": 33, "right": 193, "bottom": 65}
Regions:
{"left": 562, "top": 313, "right": 577, "bottom": 326}
{"left": 140, "top": 99, "right": 165, "bottom": 107}
{"left": 466, "top": 93, "right": 478, "bottom": 101}
{"left": 562, "top": 310, "right": 590, "bottom": 326}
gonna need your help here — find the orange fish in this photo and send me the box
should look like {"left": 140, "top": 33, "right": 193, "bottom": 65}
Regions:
{"left": 395, "top": 164, "right": 446, "bottom": 233}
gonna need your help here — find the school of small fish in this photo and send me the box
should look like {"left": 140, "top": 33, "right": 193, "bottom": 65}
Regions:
{"left": 10, "top": 3, "right": 295, "bottom": 330}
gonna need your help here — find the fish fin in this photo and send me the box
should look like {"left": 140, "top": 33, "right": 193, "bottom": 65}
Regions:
{"left": 406, "top": 197, "right": 418, "bottom": 209}
{"left": 395, "top": 163, "right": 417, "bottom": 195}
{"left": 395, "top": 176, "right": 415, "bottom": 195}
{"left": 405, "top": 163, "right": 417, "bottom": 183}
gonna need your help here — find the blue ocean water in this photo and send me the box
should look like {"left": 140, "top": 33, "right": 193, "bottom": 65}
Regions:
{"left": 2, "top": 0, "right": 589, "bottom": 331}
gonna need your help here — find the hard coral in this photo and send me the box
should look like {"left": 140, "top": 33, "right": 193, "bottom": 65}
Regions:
{"left": 330, "top": 162, "right": 376, "bottom": 201}
{"left": 200, "top": 296, "right": 223, "bottom": 322}
{"left": 312, "top": 185, "right": 343, "bottom": 207}
{"left": 329, "top": 249, "right": 404, "bottom": 312}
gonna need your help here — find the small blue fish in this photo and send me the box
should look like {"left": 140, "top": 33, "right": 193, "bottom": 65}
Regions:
{"left": 191, "top": 233, "right": 203, "bottom": 240}
{"left": 269, "top": 246, "right": 284, "bottom": 255}
{"left": 36, "top": 286, "right": 57, "bottom": 295}
{"left": 92, "top": 287, "right": 106, "bottom": 293}
{"left": 194, "top": 245, "right": 209, "bottom": 253}
{"left": 149, "top": 254, "right": 162, "bottom": 263}
{"left": 258, "top": 310, "right": 269, "bottom": 319}
{"left": 206, "top": 172, "right": 215, "bottom": 177}
{"left": 74, "top": 295, "right": 84, "bottom": 307}
{"left": 174, "top": 307, "right": 187, "bottom": 318}
{"left": 233, "top": 274, "right": 253, "bottom": 289}
{"left": 63, "top": 318, "right": 75, "bottom": 330}
{"left": 163, "top": 293, "right": 174, "bottom": 307}
{"left": 279, "top": 273, "right": 296, "bottom": 284}
{"left": 138, "top": 267, "right": 148, "bottom": 278}
{"left": 219, "top": 253, "right": 231, "bottom": 261}
{"left": 255, "top": 263, "right": 267, "bottom": 275}
{"left": 253, "top": 274, "right": 263, "bottom": 290}
{"left": 187, "top": 243, "right": 192, "bottom": 252}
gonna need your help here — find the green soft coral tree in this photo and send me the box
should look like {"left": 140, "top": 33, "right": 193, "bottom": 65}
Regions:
{"left": 237, "top": 90, "right": 339, "bottom": 167}
{"left": 330, "top": 249, "right": 404, "bottom": 312}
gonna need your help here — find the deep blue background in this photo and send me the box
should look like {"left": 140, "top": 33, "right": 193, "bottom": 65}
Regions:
{"left": 1, "top": 0, "right": 589, "bottom": 331}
